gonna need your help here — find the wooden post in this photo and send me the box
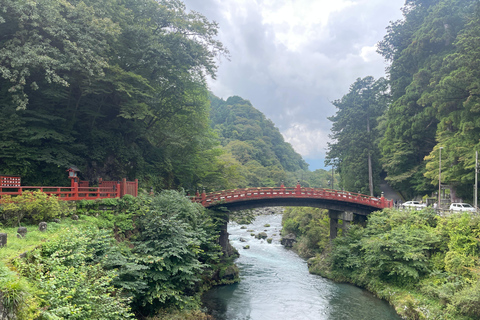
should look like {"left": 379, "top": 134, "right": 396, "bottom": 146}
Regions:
{"left": 73, "top": 181, "right": 79, "bottom": 200}
{"left": 134, "top": 179, "right": 138, "bottom": 197}
{"left": 121, "top": 178, "right": 127, "bottom": 197}
{"left": 116, "top": 183, "right": 121, "bottom": 198}
{"left": 201, "top": 188, "right": 206, "bottom": 206}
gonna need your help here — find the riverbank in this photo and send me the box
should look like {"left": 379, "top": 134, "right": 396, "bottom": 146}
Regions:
{"left": 290, "top": 208, "right": 480, "bottom": 320}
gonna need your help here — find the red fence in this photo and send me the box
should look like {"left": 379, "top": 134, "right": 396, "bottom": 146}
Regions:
{"left": 0, "top": 175, "right": 138, "bottom": 201}
{"left": 0, "top": 175, "right": 21, "bottom": 187}
{"left": 193, "top": 186, "right": 393, "bottom": 209}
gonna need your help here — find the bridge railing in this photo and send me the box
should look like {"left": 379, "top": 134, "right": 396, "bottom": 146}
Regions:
{"left": 193, "top": 187, "right": 393, "bottom": 209}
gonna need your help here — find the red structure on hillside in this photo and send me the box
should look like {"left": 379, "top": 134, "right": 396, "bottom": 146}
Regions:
{"left": 0, "top": 168, "right": 137, "bottom": 201}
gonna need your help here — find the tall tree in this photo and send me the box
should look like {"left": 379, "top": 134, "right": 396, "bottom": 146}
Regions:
{"left": 0, "top": 0, "right": 229, "bottom": 190}
{"left": 378, "top": 0, "right": 475, "bottom": 198}
{"left": 423, "top": 5, "right": 480, "bottom": 201}
{"left": 326, "top": 77, "right": 389, "bottom": 195}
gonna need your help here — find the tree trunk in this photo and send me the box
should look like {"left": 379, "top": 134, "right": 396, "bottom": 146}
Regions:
{"left": 367, "top": 116, "right": 373, "bottom": 196}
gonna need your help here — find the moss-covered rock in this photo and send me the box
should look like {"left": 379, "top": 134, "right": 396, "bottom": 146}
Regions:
{"left": 256, "top": 232, "right": 268, "bottom": 240}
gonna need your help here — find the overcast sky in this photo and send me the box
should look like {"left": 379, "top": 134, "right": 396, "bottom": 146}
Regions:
{"left": 182, "top": 0, "right": 405, "bottom": 170}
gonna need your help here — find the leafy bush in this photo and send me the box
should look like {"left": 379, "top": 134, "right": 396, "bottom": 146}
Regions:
{"left": 1, "top": 191, "right": 67, "bottom": 226}
{"left": 450, "top": 280, "right": 480, "bottom": 318}
{"left": 0, "top": 262, "right": 39, "bottom": 319}
{"left": 309, "top": 208, "right": 480, "bottom": 319}
{"left": 132, "top": 190, "right": 222, "bottom": 314}
{"left": 15, "top": 227, "right": 135, "bottom": 319}
{"left": 281, "top": 207, "right": 329, "bottom": 258}
{"left": 3, "top": 190, "right": 225, "bottom": 319}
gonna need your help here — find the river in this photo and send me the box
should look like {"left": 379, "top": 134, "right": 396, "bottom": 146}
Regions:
{"left": 202, "top": 214, "right": 402, "bottom": 320}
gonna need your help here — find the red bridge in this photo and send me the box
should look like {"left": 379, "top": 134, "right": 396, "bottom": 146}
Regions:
{"left": 193, "top": 184, "right": 393, "bottom": 215}
{"left": 193, "top": 184, "right": 393, "bottom": 239}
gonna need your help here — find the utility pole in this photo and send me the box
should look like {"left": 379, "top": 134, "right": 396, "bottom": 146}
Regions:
{"left": 438, "top": 147, "right": 443, "bottom": 208}
{"left": 367, "top": 116, "right": 373, "bottom": 196}
{"left": 332, "top": 166, "right": 334, "bottom": 190}
{"left": 475, "top": 151, "right": 478, "bottom": 209}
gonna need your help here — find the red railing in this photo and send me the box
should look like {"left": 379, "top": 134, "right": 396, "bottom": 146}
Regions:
{"left": 0, "top": 182, "right": 120, "bottom": 201}
{"left": 0, "top": 175, "right": 21, "bottom": 187}
{"left": 0, "top": 178, "right": 138, "bottom": 201}
{"left": 193, "top": 186, "right": 393, "bottom": 209}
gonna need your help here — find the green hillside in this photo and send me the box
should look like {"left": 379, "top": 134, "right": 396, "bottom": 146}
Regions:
{"left": 209, "top": 94, "right": 309, "bottom": 188}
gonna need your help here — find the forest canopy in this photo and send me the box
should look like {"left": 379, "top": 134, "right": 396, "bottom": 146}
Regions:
{"left": 0, "top": 0, "right": 227, "bottom": 191}
{"left": 328, "top": 0, "right": 480, "bottom": 202}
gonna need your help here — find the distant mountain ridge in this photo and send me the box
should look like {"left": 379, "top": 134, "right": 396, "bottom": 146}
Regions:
{"left": 210, "top": 94, "right": 308, "bottom": 173}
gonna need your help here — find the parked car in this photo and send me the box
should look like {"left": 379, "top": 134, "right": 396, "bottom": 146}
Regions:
{"left": 449, "top": 203, "right": 477, "bottom": 212}
{"left": 402, "top": 200, "right": 427, "bottom": 209}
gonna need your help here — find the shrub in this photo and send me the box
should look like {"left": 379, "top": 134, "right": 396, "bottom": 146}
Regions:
{"left": 132, "top": 190, "right": 222, "bottom": 314}
{"left": 450, "top": 280, "right": 480, "bottom": 318}
{"left": 15, "top": 227, "right": 135, "bottom": 319}
{"left": 1, "top": 191, "right": 66, "bottom": 226}
{"left": 0, "top": 262, "right": 39, "bottom": 319}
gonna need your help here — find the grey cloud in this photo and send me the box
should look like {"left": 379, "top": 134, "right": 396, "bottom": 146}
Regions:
{"left": 182, "top": 0, "right": 404, "bottom": 169}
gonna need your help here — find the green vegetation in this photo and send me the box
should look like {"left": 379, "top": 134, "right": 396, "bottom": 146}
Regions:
{"left": 326, "top": 77, "right": 389, "bottom": 196}
{"left": 210, "top": 94, "right": 309, "bottom": 188}
{"left": 0, "top": 191, "right": 234, "bottom": 319}
{"left": 281, "top": 207, "right": 330, "bottom": 258}
{"left": 0, "top": 191, "right": 71, "bottom": 227}
{"left": 285, "top": 208, "right": 480, "bottom": 319}
{"left": 0, "top": 0, "right": 228, "bottom": 191}
{"left": 329, "top": 0, "right": 480, "bottom": 201}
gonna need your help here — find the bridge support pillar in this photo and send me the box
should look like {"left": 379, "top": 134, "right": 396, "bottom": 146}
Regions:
{"left": 329, "top": 210, "right": 354, "bottom": 240}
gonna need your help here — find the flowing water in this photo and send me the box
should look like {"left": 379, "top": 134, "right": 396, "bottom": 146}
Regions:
{"left": 202, "top": 214, "right": 402, "bottom": 320}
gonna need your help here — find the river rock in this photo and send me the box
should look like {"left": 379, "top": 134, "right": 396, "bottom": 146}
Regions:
{"left": 239, "top": 237, "right": 247, "bottom": 242}
{"left": 281, "top": 233, "right": 297, "bottom": 248}
{"left": 256, "top": 232, "right": 268, "bottom": 239}
{"left": 220, "top": 265, "right": 240, "bottom": 281}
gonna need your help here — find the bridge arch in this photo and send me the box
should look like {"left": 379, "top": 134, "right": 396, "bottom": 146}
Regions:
{"left": 193, "top": 184, "right": 393, "bottom": 240}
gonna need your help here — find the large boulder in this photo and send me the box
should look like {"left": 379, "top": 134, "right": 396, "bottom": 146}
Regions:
{"left": 281, "top": 233, "right": 297, "bottom": 248}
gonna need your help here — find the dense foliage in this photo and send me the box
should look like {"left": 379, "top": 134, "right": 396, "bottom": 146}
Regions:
{"left": 307, "top": 209, "right": 480, "bottom": 319}
{"left": 0, "top": 0, "right": 228, "bottom": 191}
{"left": 281, "top": 207, "right": 330, "bottom": 258}
{"left": 329, "top": 0, "right": 480, "bottom": 201}
{"left": 1, "top": 191, "right": 229, "bottom": 319}
{"left": 326, "top": 77, "right": 389, "bottom": 196}
{"left": 0, "top": 191, "right": 70, "bottom": 227}
{"left": 209, "top": 94, "right": 309, "bottom": 188}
